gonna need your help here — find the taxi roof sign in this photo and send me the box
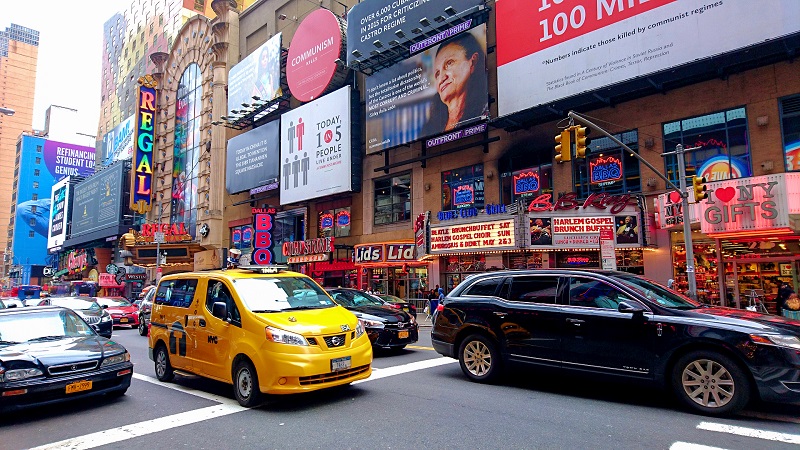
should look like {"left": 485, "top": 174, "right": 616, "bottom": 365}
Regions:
{"left": 239, "top": 265, "right": 288, "bottom": 274}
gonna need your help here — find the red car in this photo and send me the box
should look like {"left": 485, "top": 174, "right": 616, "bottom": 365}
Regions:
{"left": 95, "top": 297, "right": 140, "bottom": 328}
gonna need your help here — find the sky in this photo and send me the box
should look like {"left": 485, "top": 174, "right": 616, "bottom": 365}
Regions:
{"left": 3, "top": 0, "right": 131, "bottom": 136}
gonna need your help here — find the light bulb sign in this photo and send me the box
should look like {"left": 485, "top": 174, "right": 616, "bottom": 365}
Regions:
{"left": 130, "top": 76, "right": 157, "bottom": 214}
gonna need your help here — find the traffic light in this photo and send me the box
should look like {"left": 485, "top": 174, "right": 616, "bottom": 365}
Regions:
{"left": 554, "top": 129, "right": 571, "bottom": 163}
{"left": 574, "top": 126, "right": 591, "bottom": 159}
{"left": 692, "top": 176, "right": 708, "bottom": 202}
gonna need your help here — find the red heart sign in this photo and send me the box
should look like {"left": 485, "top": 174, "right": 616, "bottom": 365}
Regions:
{"left": 715, "top": 186, "right": 736, "bottom": 203}
{"left": 668, "top": 191, "right": 682, "bottom": 204}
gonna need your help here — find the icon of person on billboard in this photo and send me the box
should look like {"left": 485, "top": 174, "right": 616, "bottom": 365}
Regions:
{"left": 421, "top": 31, "right": 488, "bottom": 137}
{"left": 616, "top": 215, "right": 639, "bottom": 244}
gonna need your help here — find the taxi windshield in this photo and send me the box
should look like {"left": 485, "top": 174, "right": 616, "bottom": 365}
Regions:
{"left": 233, "top": 277, "right": 336, "bottom": 312}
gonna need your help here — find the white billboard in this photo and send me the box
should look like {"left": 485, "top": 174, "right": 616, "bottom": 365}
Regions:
{"left": 280, "top": 86, "right": 352, "bottom": 205}
{"left": 101, "top": 115, "right": 135, "bottom": 166}
{"left": 47, "top": 177, "right": 71, "bottom": 250}
{"left": 496, "top": 0, "right": 800, "bottom": 117}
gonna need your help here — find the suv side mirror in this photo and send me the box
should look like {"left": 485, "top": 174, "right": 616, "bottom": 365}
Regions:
{"left": 212, "top": 301, "right": 227, "bottom": 320}
{"left": 618, "top": 300, "right": 646, "bottom": 318}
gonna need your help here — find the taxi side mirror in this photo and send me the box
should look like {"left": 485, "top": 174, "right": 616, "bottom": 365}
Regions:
{"left": 212, "top": 302, "right": 227, "bottom": 320}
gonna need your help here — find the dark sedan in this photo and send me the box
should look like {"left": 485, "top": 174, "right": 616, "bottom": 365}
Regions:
{"left": 0, "top": 306, "right": 133, "bottom": 413}
{"left": 376, "top": 294, "right": 418, "bottom": 319}
{"left": 432, "top": 269, "right": 800, "bottom": 416}
{"left": 48, "top": 297, "right": 113, "bottom": 338}
{"left": 327, "top": 288, "right": 418, "bottom": 350}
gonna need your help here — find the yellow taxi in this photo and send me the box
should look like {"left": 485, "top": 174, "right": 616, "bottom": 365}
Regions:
{"left": 147, "top": 266, "right": 372, "bottom": 407}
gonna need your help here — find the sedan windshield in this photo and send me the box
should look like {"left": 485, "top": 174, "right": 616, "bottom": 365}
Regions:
{"left": 616, "top": 275, "right": 701, "bottom": 309}
{"left": 0, "top": 310, "right": 95, "bottom": 343}
{"left": 49, "top": 298, "right": 102, "bottom": 312}
{"left": 233, "top": 277, "right": 336, "bottom": 312}
{"left": 329, "top": 290, "right": 385, "bottom": 307}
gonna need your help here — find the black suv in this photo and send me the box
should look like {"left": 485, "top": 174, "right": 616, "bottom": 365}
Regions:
{"left": 432, "top": 269, "right": 800, "bottom": 416}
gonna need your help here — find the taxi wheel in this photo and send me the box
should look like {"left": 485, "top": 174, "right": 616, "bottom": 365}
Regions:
{"left": 233, "top": 360, "right": 263, "bottom": 408}
{"left": 154, "top": 344, "right": 175, "bottom": 382}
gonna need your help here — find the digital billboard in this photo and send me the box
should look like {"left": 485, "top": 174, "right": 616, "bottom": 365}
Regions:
{"left": 346, "top": 0, "right": 484, "bottom": 66}
{"left": 71, "top": 162, "right": 125, "bottom": 239}
{"left": 47, "top": 177, "right": 71, "bottom": 250}
{"left": 280, "top": 86, "right": 352, "bottom": 205}
{"left": 226, "top": 120, "right": 281, "bottom": 194}
{"left": 496, "top": 0, "right": 800, "bottom": 117}
{"left": 101, "top": 115, "right": 135, "bottom": 166}
{"left": 228, "top": 33, "right": 282, "bottom": 115}
{"left": 365, "top": 24, "right": 488, "bottom": 153}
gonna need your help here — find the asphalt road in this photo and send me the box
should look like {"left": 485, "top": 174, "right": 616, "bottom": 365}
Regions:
{"left": 3, "top": 326, "right": 799, "bottom": 450}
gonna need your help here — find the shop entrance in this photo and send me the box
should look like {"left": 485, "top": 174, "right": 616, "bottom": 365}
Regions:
{"left": 723, "top": 258, "right": 798, "bottom": 313}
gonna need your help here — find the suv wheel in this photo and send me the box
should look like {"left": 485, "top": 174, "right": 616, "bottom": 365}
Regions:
{"left": 154, "top": 344, "right": 175, "bottom": 382}
{"left": 138, "top": 316, "right": 147, "bottom": 336}
{"left": 458, "top": 334, "right": 502, "bottom": 383}
{"left": 233, "top": 359, "right": 263, "bottom": 408}
{"left": 671, "top": 350, "right": 750, "bottom": 416}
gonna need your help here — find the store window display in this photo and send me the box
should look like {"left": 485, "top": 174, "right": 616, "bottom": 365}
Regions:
{"left": 672, "top": 242, "right": 719, "bottom": 305}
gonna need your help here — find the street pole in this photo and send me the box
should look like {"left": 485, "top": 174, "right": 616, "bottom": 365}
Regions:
{"left": 675, "top": 144, "right": 697, "bottom": 300}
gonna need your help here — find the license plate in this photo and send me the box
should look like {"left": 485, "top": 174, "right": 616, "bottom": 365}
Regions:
{"left": 120, "top": 318, "right": 128, "bottom": 323}
{"left": 398, "top": 330, "right": 409, "bottom": 339}
{"left": 66, "top": 380, "right": 92, "bottom": 394}
{"left": 402, "top": 307, "right": 409, "bottom": 312}
{"left": 331, "top": 356, "right": 351, "bottom": 372}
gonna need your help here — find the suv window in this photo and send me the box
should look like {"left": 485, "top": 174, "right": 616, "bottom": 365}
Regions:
{"left": 464, "top": 277, "right": 503, "bottom": 297}
{"left": 501, "top": 276, "right": 560, "bottom": 304}
{"left": 155, "top": 279, "right": 198, "bottom": 308}
{"left": 206, "top": 280, "right": 241, "bottom": 324}
{"left": 568, "top": 277, "right": 622, "bottom": 309}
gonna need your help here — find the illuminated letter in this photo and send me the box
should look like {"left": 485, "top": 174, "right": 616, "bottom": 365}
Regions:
{"left": 138, "top": 133, "right": 153, "bottom": 152}
{"left": 140, "top": 112, "right": 153, "bottom": 131}
{"left": 136, "top": 175, "right": 151, "bottom": 195}
{"left": 136, "top": 154, "right": 152, "bottom": 174}
{"left": 140, "top": 91, "right": 155, "bottom": 110}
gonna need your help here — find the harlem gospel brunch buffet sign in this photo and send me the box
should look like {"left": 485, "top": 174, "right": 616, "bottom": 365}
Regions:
{"left": 130, "top": 76, "right": 157, "bottom": 214}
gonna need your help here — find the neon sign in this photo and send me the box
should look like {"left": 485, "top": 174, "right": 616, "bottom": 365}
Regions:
{"left": 130, "top": 75, "right": 157, "bottom": 214}
{"left": 528, "top": 192, "right": 634, "bottom": 215}
{"left": 589, "top": 156, "right": 622, "bottom": 184}
{"left": 252, "top": 207, "right": 277, "bottom": 265}
{"left": 320, "top": 212, "right": 334, "bottom": 230}
{"left": 513, "top": 171, "right": 540, "bottom": 195}
{"left": 565, "top": 256, "right": 591, "bottom": 266}
{"left": 336, "top": 210, "right": 351, "bottom": 227}
{"left": 453, "top": 185, "right": 475, "bottom": 206}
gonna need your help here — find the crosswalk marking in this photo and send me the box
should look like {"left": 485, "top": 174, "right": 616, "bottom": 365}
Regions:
{"left": 697, "top": 421, "right": 800, "bottom": 445}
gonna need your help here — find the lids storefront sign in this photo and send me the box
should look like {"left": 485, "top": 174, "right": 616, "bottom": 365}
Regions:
{"left": 354, "top": 243, "right": 416, "bottom": 264}
{"left": 287, "top": 9, "right": 347, "bottom": 102}
{"left": 430, "top": 219, "right": 516, "bottom": 254}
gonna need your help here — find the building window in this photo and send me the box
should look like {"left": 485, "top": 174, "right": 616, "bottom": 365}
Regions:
{"left": 29, "top": 231, "right": 35, "bottom": 238}
{"left": 664, "top": 107, "right": 750, "bottom": 184}
{"left": 230, "top": 225, "right": 253, "bottom": 251}
{"left": 34, "top": 169, "right": 40, "bottom": 176}
{"left": 780, "top": 94, "right": 800, "bottom": 171}
{"left": 29, "top": 218, "right": 35, "bottom": 227}
{"left": 442, "top": 164, "right": 484, "bottom": 210}
{"left": 30, "top": 205, "right": 36, "bottom": 214}
{"left": 170, "top": 63, "right": 203, "bottom": 238}
{"left": 35, "top": 157, "right": 41, "bottom": 164}
{"left": 31, "top": 193, "right": 37, "bottom": 200}
{"left": 273, "top": 212, "right": 306, "bottom": 264}
{"left": 32, "top": 181, "right": 38, "bottom": 189}
{"left": 36, "top": 145, "right": 42, "bottom": 153}
{"left": 573, "top": 130, "right": 640, "bottom": 198}
{"left": 319, "top": 207, "right": 351, "bottom": 238}
{"left": 374, "top": 174, "right": 411, "bottom": 225}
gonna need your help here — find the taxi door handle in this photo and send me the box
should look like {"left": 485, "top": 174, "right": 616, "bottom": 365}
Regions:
{"left": 198, "top": 318, "right": 206, "bottom": 327}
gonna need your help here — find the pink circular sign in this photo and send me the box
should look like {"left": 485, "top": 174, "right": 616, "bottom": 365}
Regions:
{"left": 287, "top": 9, "right": 345, "bottom": 102}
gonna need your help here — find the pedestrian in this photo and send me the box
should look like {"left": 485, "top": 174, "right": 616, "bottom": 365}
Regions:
{"left": 667, "top": 279, "right": 675, "bottom": 290}
{"left": 777, "top": 280, "right": 794, "bottom": 316}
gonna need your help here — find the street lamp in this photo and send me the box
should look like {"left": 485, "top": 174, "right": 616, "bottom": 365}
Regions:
{"left": 0, "top": 106, "right": 15, "bottom": 116}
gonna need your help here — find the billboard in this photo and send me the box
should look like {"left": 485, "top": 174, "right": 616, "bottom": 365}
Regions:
{"left": 71, "top": 163, "right": 125, "bottom": 239}
{"left": 47, "top": 177, "right": 71, "bottom": 250}
{"left": 345, "top": 0, "right": 484, "bottom": 66}
{"left": 496, "top": 0, "right": 800, "bottom": 117}
{"left": 43, "top": 140, "right": 96, "bottom": 178}
{"left": 131, "top": 82, "right": 156, "bottom": 214}
{"left": 226, "top": 120, "right": 281, "bottom": 194}
{"left": 101, "top": 115, "right": 135, "bottom": 166}
{"left": 286, "top": 9, "right": 347, "bottom": 102}
{"left": 365, "top": 24, "right": 488, "bottom": 153}
{"left": 228, "top": 33, "right": 283, "bottom": 115}
{"left": 280, "top": 86, "right": 352, "bottom": 205}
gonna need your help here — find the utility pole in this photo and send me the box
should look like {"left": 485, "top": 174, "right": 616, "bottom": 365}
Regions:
{"left": 567, "top": 111, "right": 700, "bottom": 299}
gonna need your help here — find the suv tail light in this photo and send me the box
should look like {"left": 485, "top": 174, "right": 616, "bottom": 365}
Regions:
{"left": 436, "top": 303, "right": 444, "bottom": 312}
{"left": 388, "top": 304, "right": 400, "bottom": 309}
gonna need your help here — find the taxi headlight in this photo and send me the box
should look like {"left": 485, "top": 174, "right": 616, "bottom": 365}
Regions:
{"left": 265, "top": 326, "right": 308, "bottom": 346}
{"left": 101, "top": 352, "right": 130, "bottom": 366}
{"left": 356, "top": 320, "right": 365, "bottom": 338}
{"left": 2, "top": 367, "right": 44, "bottom": 381}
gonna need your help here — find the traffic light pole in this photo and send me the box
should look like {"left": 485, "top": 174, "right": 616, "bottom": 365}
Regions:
{"left": 567, "top": 111, "right": 698, "bottom": 299}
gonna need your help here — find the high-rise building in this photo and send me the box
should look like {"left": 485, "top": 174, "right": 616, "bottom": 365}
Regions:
{"left": 0, "top": 23, "right": 39, "bottom": 270}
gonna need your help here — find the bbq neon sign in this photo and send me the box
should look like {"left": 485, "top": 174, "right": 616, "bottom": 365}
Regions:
{"left": 513, "top": 171, "right": 540, "bottom": 195}
{"left": 589, "top": 156, "right": 622, "bottom": 185}
{"left": 453, "top": 185, "right": 475, "bottom": 206}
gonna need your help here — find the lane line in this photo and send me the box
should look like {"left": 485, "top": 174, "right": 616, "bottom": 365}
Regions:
{"left": 29, "top": 404, "right": 247, "bottom": 450}
{"left": 354, "top": 357, "right": 457, "bottom": 384}
{"left": 670, "top": 442, "right": 726, "bottom": 450}
{"left": 132, "top": 373, "right": 239, "bottom": 404}
{"left": 697, "top": 421, "right": 800, "bottom": 444}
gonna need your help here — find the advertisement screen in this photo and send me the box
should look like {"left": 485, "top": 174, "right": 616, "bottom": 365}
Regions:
{"left": 228, "top": 33, "right": 283, "bottom": 115}
{"left": 101, "top": 115, "right": 135, "bottom": 166}
{"left": 280, "top": 86, "right": 352, "bottom": 205}
{"left": 226, "top": 120, "right": 281, "bottom": 194}
{"left": 496, "top": 0, "right": 800, "bottom": 117}
{"left": 71, "top": 163, "right": 125, "bottom": 239}
{"left": 47, "top": 177, "right": 71, "bottom": 250}
{"left": 346, "top": 0, "right": 484, "bottom": 66}
{"left": 43, "top": 140, "right": 96, "bottom": 178}
{"left": 365, "top": 24, "right": 488, "bottom": 153}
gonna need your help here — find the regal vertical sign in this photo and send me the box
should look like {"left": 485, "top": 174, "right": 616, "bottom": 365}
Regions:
{"left": 130, "top": 75, "right": 157, "bottom": 214}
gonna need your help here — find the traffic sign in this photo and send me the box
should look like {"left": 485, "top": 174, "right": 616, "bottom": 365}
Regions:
{"left": 153, "top": 232, "right": 165, "bottom": 244}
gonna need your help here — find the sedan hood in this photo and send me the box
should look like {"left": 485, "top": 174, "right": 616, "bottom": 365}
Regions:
{"left": 686, "top": 306, "right": 800, "bottom": 335}
{"left": 0, "top": 336, "right": 121, "bottom": 368}
{"left": 346, "top": 305, "right": 410, "bottom": 324}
